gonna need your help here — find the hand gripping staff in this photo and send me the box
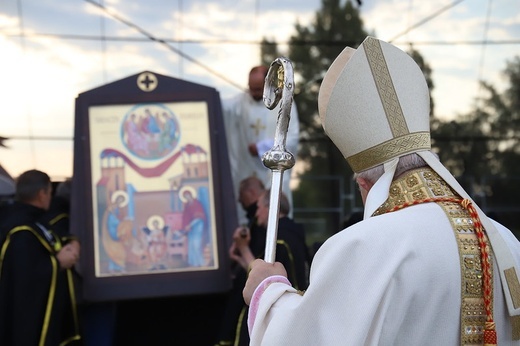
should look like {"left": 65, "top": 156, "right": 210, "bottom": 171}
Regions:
{"left": 261, "top": 57, "right": 296, "bottom": 263}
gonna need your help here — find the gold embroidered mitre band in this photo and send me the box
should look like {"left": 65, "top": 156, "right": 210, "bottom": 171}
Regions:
{"left": 318, "top": 36, "right": 431, "bottom": 173}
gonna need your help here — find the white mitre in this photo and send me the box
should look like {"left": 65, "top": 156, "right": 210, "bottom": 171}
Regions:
{"left": 319, "top": 36, "right": 520, "bottom": 328}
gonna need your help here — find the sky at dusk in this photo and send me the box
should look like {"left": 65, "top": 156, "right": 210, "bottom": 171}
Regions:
{"left": 0, "top": 0, "right": 518, "bottom": 180}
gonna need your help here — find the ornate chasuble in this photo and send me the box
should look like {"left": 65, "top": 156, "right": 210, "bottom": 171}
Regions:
{"left": 373, "top": 167, "right": 493, "bottom": 345}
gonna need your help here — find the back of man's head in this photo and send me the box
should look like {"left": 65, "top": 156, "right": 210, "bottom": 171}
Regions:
{"left": 355, "top": 152, "right": 430, "bottom": 185}
{"left": 239, "top": 176, "right": 265, "bottom": 209}
{"left": 15, "top": 169, "right": 51, "bottom": 208}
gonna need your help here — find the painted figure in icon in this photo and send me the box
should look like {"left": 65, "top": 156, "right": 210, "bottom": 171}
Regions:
{"left": 101, "top": 190, "right": 148, "bottom": 272}
{"left": 180, "top": 186, "right": 207, "bottom": 267}
{"left": 122, "top": 105, "right": 180, "bottom": 160}
{"left": 124, "top": 113, "right": 147, "bottom": 155}
{"left": 102, "top": 191, "right": 131, "bottom": 272}
{"left": 142, "top": 215, "right": 169, "bottom": 270}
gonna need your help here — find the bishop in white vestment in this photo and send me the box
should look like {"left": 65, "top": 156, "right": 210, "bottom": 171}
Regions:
{"left": 243, "top": 37, "right": 520, "bottom": 346}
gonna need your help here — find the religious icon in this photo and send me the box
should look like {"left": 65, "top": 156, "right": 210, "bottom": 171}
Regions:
{"left": 74, "top": 71, "right": 234, "bottom": 301}
{"left": 89, "top": 102, "right": 218, "bottom": 277}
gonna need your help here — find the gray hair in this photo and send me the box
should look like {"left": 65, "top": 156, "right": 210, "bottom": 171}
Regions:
{"left": 354, "top": 152, "right": 436, "bottom": 184}
{"left": 260, "top": 188, "right": 291, "bottom": 216}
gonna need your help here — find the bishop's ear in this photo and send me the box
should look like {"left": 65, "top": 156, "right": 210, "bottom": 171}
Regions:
{"left": 355, "top": 177, "right": 373, "bottom": 192}
{"left": 355, "top": 177, "right": 374, "bottom": 205}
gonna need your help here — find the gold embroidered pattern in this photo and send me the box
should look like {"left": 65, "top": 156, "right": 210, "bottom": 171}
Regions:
{"left": 373, "top": 167, "right": 456, "bottom": 215}
{"left": 442, "top": 201, "right": 493, "bottom": 346}
{"left": 505, "top": 267, "right": 520, "bottom": 309}
{"left": 373, "top": 168, "right": 492, "bottom": 345}
{"left": 364, "top": 36, "right": 409, "bottom": 137}
{"left": 347, "top": 132, "right": 431, "bottom": 172}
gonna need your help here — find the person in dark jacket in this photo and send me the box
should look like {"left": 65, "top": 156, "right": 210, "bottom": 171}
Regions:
{"left": 244, "top": 188, "right": 311, "bottom": 291}
{"left": 215, "top": 182, "right": 311, "bottom": 346}
{"left": 0, "top": 170, "right": 81, "bottom": 345}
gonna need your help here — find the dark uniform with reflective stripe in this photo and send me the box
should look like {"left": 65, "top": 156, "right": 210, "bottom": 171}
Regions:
{"left": 0, "top": 201, "right": 81, "bottom": 346}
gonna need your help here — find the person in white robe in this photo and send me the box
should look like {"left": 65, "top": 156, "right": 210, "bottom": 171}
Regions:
{"left": 222, "top": 65, "right": 300, "bottom": 225}
{"left": 242, "top": 36, "right": 520, "bottom": 346}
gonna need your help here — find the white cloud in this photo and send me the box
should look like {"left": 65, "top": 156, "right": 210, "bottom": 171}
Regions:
{"left": 0, "top": 0, "right": 518, "bottom": 179}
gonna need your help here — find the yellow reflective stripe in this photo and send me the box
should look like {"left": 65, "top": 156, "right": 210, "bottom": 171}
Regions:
{"left": 276, "top": 239, "right": 299, "bottom": 290}
{"left": 66, "top": 269, "right": 82, "bottom": 341}
{"left": 1, "top": 226, "right": 55, "bottom": 278}
{"left": 40, "top": 254, "right": 58, "bottom": 346}
{"left": 49, "top": 213, "right": 68, "bottom": 226}
{"left": 234, "top": 306, "right": 247, "bottom": 346}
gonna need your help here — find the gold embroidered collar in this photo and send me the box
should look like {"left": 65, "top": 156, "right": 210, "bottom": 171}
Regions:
{"left": 373, "top": 167, "right": 459, "bottom": 216}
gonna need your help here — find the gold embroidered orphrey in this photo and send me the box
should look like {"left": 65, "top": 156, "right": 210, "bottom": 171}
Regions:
{"left": 374, "top": 167, "right": 493, "bottom": 345}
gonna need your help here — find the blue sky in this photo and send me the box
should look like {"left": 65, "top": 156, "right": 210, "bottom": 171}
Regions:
{"left": 0, "top": 0, "right": 519, "bottom": 180}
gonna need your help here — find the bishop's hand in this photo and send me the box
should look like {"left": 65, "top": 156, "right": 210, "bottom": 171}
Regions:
{"left": 243, "top": 259, "right": 288, "bottom": 306}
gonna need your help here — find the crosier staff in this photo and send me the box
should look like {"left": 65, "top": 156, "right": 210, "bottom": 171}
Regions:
{"left": 261, "top": 57, "right": 296, "bottom": 263}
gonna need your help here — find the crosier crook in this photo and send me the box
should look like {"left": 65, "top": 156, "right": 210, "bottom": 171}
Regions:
{"left": 261, "top": 57, "right": 296, "bottom": 263}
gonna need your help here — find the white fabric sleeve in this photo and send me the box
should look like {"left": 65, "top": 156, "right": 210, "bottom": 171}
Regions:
{"left": 248, "top": 275, "right": 294, "bottom": 333}
{"left": 247, "top": 207, "right": 466, "bottom": 346}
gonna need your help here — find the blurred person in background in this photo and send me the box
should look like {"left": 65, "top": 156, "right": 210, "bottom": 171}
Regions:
{"left": 0, "top": 170, "right": 81, "bottom": 345}
{"left": 222, "top": 65, "right": 300, "bottom": 226}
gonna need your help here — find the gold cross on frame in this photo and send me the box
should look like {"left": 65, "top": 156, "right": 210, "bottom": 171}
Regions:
{"left": 250, "top": 119, "right": 266, "bottom": 137}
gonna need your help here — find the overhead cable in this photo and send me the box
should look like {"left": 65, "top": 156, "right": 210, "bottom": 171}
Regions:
{"left": 84, "top": 0, "right": 244, "bottom": 91}
{"left": 389, "top": 0, "right": 466, "bottom": 42}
